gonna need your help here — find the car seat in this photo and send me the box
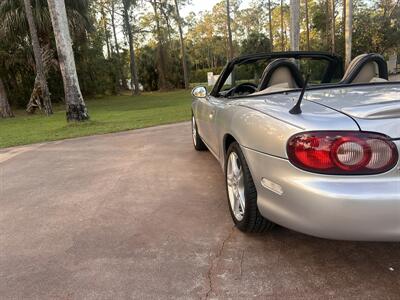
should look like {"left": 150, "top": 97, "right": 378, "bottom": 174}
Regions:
{"left": 341, "top": 54, "right": 388, "bottom": 84}
{"left": 255, "top": 59, "right": 305, "bottom": 94}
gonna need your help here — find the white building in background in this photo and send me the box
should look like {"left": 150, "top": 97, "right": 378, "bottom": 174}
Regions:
{"left": 207, "top": 72, "right": 232, "bottom": 86}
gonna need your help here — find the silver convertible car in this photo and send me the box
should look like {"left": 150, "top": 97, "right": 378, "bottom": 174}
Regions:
{"left": 191, "top": 52, "right": 400, "bottom": 241}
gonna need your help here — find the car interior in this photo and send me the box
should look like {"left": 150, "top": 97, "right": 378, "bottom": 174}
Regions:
{"left": 216, "top": 52, "right": 392, "bottom": 98}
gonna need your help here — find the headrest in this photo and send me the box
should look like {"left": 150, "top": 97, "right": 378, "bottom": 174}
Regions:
{"left": 341, "top": 54, "right": 388, "bottom": 84}
{"left": 258, "top": 59, "right": 305, "bottom": 91}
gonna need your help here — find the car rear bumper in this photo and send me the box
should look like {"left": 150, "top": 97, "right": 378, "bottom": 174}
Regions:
{"left": 241, "top": 146, "right": 400, "bottom": 241}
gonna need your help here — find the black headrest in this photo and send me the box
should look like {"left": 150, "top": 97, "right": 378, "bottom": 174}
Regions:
{"left": 258, "top": 59, "right": 305, "bottom": 91}
{"left": 341, "top": 53, "right": 388, "bottom": 84}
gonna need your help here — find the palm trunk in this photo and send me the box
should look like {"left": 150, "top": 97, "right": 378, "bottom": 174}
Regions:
{"left": 226, "top": 0, "right": 234, "bottom": 60}
{"left": 151, "top": 0, "right": 168, "bottom": 90}
{"left": 111, "top": 0, "right": 127, "bottom": 90}
{"left": 23, "top": 0, "right": 52, "bottom": 115}
{"left": 325, "top": 0, "right": 330, "bottom": 49}
{"left": 101, "top": 6, "right": 111, "bottom": 58}
{"left": 122, "top": 2, "right": 140, "bottom": 95}
{"left": 47, "top": 0, "right": 89, "bottom": 121}
{"left": 268, "top": 0, "right": 273, "bottom": 51}
{"left": 280, "top": 0, "right": 284, "bottom": 51}
{"left": 0, "top": 78, "right": 14, "bottom": 118}
{"left": 290, "top": 0, "right": 300, "bottom": 51}
{"left": 305, "top": 0, "right": 310, "bottom": 50}
{"left": 345, "top": 0, "right": 352, "bottom": 68}
{"left": 330, "top": 0, "right": 335, "bottom": 53}
{"left": 174, "top": 0, "right": 189, "bottom": 89}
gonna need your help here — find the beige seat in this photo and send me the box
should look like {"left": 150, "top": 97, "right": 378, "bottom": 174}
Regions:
{"left": 341, "top": 54, "right": 388, "bottom": 84}
{"left": 254, "top": 59, "right": 304, "bottom": 94}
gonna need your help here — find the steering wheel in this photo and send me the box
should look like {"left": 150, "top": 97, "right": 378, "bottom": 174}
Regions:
{"left": 227, "top": 82, "right": 257, "bottom": 97}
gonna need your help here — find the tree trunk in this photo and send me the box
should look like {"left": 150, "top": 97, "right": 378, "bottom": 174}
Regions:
{"left": 330, "top": 0, "right": 335, "bottom": 53}
{"left": 123, "top": 1, "right": 140, "bottom": 95}
{"left": 111, "top": 0, "right": 127, "bottom": 90}
{"left": 151, "top": 0, "right": 168, "bottom": 90}
{"left": 343, "top": 0, "right": 346, "bottom": 44}
{"left": 226, "top": 0, "right": 234, "bottom": 60}
{"left": 0, "top": 78, "right": 14, "bottom": 118}
{"left": 100, "top": 5, "right": 111, "bottom": 59}
{"left": 305, "top": 0, "right": 310, "bottom": 50}
{"left": 174, "top": 0, "right": 189, "bottom": 89}
{"left": 289, "top": 0, "right": 300, "bottom": 51}
{"left": 280, "top": 0, "right": 284, "bottom": 51}
{"left": 268, "top": 0, "right": 273, "bottom": 50}
{"left": 23, "top": 0, "right": 52, "bottom": 115}
{"left": 345, "top": 0, "right": 352, "bottom": 68}
{"left": 47, "top": 0, "right": 89, "bottom": 121}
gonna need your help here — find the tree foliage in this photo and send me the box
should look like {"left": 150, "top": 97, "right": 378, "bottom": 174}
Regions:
{"left": 0, "top": 0, "right": 399, "bottom": 114}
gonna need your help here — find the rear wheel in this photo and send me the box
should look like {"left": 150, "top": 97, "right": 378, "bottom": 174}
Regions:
{"left": 225, "top": 142, "right": 274, "bottom": 233}
{"left": 192, "top": 114, "right": 207, "bottom": 151}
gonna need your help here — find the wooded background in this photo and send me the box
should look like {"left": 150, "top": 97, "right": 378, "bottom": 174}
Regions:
{"left": 0, "top": 0, "right": 399, "bottom": 120}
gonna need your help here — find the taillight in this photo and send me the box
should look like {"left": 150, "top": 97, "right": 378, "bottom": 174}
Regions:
{"left": 287, "top": 131, "right": 398, "bottom": 175}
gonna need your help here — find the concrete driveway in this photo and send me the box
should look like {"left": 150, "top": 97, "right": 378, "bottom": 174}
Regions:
{"left": 1, "top": 122, "right": 399, "bottom": 299}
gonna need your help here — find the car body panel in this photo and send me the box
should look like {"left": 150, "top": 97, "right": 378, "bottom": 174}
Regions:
{"left": 192, "top": 67, "right": 400, "bottom": 241}
{"left": 241, "top": 145, "right": 400, "bottom": 241}
{"left": 306, "top": 84, "right": 400, "bottom": 138}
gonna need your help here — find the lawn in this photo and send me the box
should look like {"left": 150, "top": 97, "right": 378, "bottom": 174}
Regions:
{"left": 0, "top": 90, "right": 191, "bottom": 148}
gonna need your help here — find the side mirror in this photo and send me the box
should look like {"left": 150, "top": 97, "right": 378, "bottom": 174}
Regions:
{"left": 191, "top": 86, "right": 208, "bottom": 98}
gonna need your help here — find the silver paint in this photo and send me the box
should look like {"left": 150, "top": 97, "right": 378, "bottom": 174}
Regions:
{"left": 192, "top": 83, "right": 400, "bottom": 241}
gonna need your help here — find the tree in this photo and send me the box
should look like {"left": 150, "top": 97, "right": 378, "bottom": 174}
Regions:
{"left": 47, "top": 0, "right": 89, "bottom": 121}
{"left": 122, "top": 0, "right": 140, "bottom": 94}
{"left": 345, "top": 0, "right": 352, "bottom": 68}
{"left": 23, "top": 0, "right": 53, "bottom": 115}
{"left": 241, "top": 32, "right": 271, "bottom": 54}
{"left": 110, "top": 0, "right": 128, "bottom": 90}
{"left": 0, "top": 78, "right": 13, "bottom": 118}
{"left": 173, "top": 0, "right": 189, "bottom": 89}
{"left": 268, "top": 0, "right": 274, "bottom": 50}
{"left": 290, "top": 0, "right": 300, "bottom": 51}
{"left": 330, "top": 0, "right": 335, "bottom": 53}
{"left": 304, "top": 0, "right": 310, "bottom": 50}
{"left": 149, "top": 0, "right": 168, "bottom": 90}
{"left": 226, "top": 0, "right": 234, "bottom": 60}
{"left": 280, "top": 0, "right": 285, "bottom": 50}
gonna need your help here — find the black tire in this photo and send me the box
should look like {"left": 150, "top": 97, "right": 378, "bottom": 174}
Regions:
{"left": 192, "top": 114, "right": 207, "bottom": 151}
{"left": 225, "top": 142, "right": 274, "bottom": 233}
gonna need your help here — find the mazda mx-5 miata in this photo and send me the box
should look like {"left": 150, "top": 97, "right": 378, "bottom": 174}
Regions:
{"left": 191, "top": 52, "right": 400, "bottom": 241}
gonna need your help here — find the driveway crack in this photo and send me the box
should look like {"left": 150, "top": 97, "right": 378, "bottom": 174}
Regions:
{"left": 204, "top": 225, "right": 236, "bottom": 299}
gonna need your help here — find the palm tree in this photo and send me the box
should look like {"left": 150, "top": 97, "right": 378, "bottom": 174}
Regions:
{"left": 226, "top": 0, "right": 234, "bottom": 60}
{"left": 173, "top": 0, "right": 189, "bottom": 89}
{"left": 110, "top": 0, "right": 128, "bottom": 90}
{"left": 149, "top": 0, "right": 168, "bottom": 90}
{"left": 47, "top": 0, "right": 89, "bottom": 121}
{"left": 0, "top": 78, "right": 13, "bottom": 118}
{"left": 122, "top": 0, "right": 140, "bottom": 95}
{"left": 268, "top": 0, "right": 273, "bottom": 51}
{"left": 289, "top": 0, "right": 300, "bottom": 51}
{"left": 280, "top": 0, "right": 284, "bottom": 51}
{"left": 331, "top": 0, "right": 335, "bottom": 53}
{"left": 23, "top": 0, "right": 52, "bottom": 115}
{"left": 0, "top": 0, "right": 90, "bottom": 117}
{"left": 305, "top": 0, "right": 310, "bottom": 50}
{"left": 345, "top": 0, "right": 352, "bottom": 68}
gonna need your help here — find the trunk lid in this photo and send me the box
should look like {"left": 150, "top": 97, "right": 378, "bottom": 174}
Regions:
{"left": 307, "top": 84, "right": 400, "bottom": 138}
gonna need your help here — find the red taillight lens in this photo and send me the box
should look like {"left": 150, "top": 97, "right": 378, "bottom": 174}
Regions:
{"left": 287, "top": 131, "right": 398, "bottom": 175}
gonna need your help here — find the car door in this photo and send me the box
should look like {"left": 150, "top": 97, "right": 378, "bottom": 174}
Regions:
{"left": 196, "top": 95, "right": 220, "bottom": 155}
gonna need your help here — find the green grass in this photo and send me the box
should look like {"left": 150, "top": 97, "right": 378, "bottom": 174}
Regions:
{"left": 0, "top": 90, "right": 191, "bottom": 148}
